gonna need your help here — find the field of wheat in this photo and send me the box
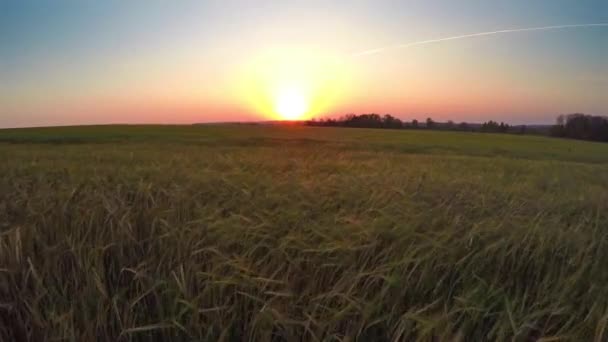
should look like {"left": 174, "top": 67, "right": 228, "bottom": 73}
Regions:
{"left": 1, "top": 125, "right": 608, "bottom": 341}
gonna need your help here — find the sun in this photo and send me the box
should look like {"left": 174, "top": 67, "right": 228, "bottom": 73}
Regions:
{"left": 239, "top": 47, "right": 350, "bottom": 121}
{"left": 274, "top": 88, "right": 308, "bottom": 120}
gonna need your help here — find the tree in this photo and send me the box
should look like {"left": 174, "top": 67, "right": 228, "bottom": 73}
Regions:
{"left": 382, "top": 114, "right": 403, "bottom": 129}
{"left": 481, "top": 120, "right": 499, "bottom": 132}
{"left": 426, "top": 117, "right": 435, "bottom": 129}
{"left": 550, "top": 113, "right": 608, "bottom": 142}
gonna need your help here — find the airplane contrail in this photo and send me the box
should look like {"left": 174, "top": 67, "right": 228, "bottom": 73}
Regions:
{"left": 353, "top": 23, "right": 608, "bottom": 57}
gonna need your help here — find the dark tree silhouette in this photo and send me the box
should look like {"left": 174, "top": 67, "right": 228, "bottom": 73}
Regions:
{"left": 306, "top": 113, "right": 403, "bottom": 129}
{"left": 481, "top": 121, "right": 510, "bottom": 133}
{"left": 306, "top": 113, "right": 607, "bottom": 143}
{"left": 551, "top": 113, "right": 608, "bottom": 142}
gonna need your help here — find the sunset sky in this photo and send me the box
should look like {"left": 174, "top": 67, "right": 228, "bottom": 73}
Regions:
{"left": 1, "top": 0, "right": 607, "bottom": 128}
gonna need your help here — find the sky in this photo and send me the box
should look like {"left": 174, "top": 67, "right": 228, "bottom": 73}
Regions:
{"left": 1, "top": 0, "right": 607, "bottom": 128}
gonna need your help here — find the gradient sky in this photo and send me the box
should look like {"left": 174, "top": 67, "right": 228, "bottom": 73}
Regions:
{"left": 1, "top": 0, "right": 607, "bottom": 128}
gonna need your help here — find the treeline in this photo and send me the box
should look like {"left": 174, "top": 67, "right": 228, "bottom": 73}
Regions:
{"left": 305, "top": 114, "right": 528, "bottom": 134}
{"left": 549, "top": 113, "right": 608, "bottom": 142}
{"left": 306, "top": 113, "right": 608, "bottom": 142}
{"left": 307, "top": 114, "right": 404, "bottom": 129}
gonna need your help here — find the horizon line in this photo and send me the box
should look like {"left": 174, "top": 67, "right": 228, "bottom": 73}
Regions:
{"left": 0, "top": 117, "right": 573, "bottom": 130}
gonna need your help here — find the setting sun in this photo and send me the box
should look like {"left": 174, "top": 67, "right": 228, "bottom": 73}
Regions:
{"left": 238, "top": 47, "right": 350, "bottom": 121}
{"left": 274, "top": 88, "right": 308, "bottom": 120}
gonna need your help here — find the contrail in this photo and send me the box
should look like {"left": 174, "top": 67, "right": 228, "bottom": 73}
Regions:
{"left": 353, "top": 23, "right": 608, "bottom": 56}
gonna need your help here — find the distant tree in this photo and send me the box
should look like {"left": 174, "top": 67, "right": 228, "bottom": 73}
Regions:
{"left": 382, "top": 114, "right": 403, "bottom": 129}
{"left": 307, "top": 113, "right": 407, "bottom": 130}
{"left": 551, "top": 113, "right": 608, "bottom": 142}
{"left": 426, "top": 117, "right": 435, "bottom": 129}
{"left": 481, "top": 120, "right": 498, "bottom": 132}
{"left": 411, "top": 119, "right": 419, "bottom": 129}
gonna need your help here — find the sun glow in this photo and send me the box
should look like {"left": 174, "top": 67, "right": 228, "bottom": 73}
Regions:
{"left": 238, "top": 47, "right": 350, "bottom": 121}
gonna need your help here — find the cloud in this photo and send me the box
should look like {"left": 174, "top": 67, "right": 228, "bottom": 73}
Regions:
{"left": 353, "top": 23, "right": 608, "bottom": 57}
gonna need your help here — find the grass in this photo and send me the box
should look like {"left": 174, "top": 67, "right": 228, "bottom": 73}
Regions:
{"left": 2, "top": 124, "right": 608, "bottom": 163}
{"left": 1, "top": 124, "right": 608, "bottom": 341}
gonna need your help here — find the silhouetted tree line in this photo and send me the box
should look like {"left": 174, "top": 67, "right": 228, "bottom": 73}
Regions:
{"left": 550, "top": 113, "right": 608, "bottom": 142}
{"left": 203, "top": 110, "right": 605, "bottom": 142}
{"left": 480, "top": 120, "right": 511, "bottom": 133}
{"left": 306, "top": 114, "right": 528, "bottom": 135}
{"left": 307, "top": 114, "right": 404, "bottom": 129}
{"left": 306, "top": 113, "right": 608, "bottom": 142}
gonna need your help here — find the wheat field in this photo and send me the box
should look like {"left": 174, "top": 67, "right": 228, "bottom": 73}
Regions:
{"left": 1, "top": 125, "right": 608, "bottom": 341}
